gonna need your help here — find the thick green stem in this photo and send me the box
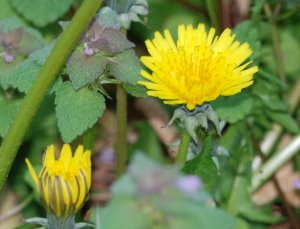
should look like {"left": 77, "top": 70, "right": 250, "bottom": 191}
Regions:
{"left": 0, "top": 0, "right": 102, "bottom": 196}
{"left": 83, "top": 126, "right": 96, "bottom": 151}
{"left": 205, "top": 0, "right": 220, "bottom": 34}
{"left": 176, "top": 129, "right": 191, "bottom": 167}
{"left": 116, "top": 84, "right": 127, "bottom": 177}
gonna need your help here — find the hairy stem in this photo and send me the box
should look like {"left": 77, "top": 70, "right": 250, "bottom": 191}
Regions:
{"left": 0, "top": 0, "right": 102, "bottom": 196}
{"left": 176, "top": 129, "right": 191, "bottom": 167}
{"left": 116, "top": 84, "right": 127, "bottom": 177}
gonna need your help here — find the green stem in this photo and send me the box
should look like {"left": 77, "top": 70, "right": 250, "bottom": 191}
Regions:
{"left": 0, "top": 0, "right": 102, "bottom": 196}
{"left": 116, "top": 84, "right": 127, "bottom": 177}
{"left": 115, "top": 28, "right": 128, "bottom": 178}
{"left": 205, "top": 0, "right": 220, "bottom": 34}
{"left": 176, "top": 129, "right": 191, "bottom": 167}
{"left": 264, "top": 2, "right": 286, "bottom": 83}
{"left": 83, "top": 126, "right": 95, "bottom": 151}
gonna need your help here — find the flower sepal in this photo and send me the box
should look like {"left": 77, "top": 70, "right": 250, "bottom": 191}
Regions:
{"left": 165, "top": 104, "right": 221, "bottom": 142}
{"left": 22, "top": 215, "right": 94, "bottom": 229}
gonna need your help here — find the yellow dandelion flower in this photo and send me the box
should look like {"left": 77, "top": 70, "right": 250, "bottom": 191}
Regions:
{"left": 138, "top": 24, "right": 258, "bottom": 110}
{"left": 25, "top": 144, "right": 91, "bottom": 218}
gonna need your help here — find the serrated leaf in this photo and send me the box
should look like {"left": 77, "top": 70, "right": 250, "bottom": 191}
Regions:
{"left": 0, "top": 95, "right": 22, "bottom": 137}
{"left": 233, "top": 21, "right": 261, "bottom": 65}
{"left": 0, "top": 56, "right": 24, "bottom": 89}
{"left": 8, "top": 59, "right": 61, "bottom": 94}
{"left": 109, "top": 49, "right": 142, "bottom": 84}
{"left": 182, "top": 135, "right": 218, "bottom": 192}
{"left": 10, "top": 0, "right": 73, "bottom": 27}
{"left": 96, "top": 7, "right": 120, "bottom": 29}
{"left": 8, "top": 59, "right": 41, "bottom": 92}
{"left": 29, "top": 40, "right": 56, "bottom": 65}
{"left": 211, "top": 92, "right": 253, "bottom": 123}
{"left": 67, "top": 47, "right": 107, "bottom": 90}
{"left": 266, "top": 110, "right": 300, "bottom": 134}
{"left": 55, "top": 82, "right": 106, "bottom": 143}
{"left": 123, "top": 83, "right": 147, "bottom": 97}
{"left": 80, "top": 17, "right": 134, "bottom": 53}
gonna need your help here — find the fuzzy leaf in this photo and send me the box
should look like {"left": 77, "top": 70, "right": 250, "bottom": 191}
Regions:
{"left": 55, "top": 82, "right": 106, "bottom": 143}
{"left": 123, "top": 83, "right": 147, "bottom": 97}
{"left": 182, "top": 135, "right": 218, "bottom": 192}
{"left": 109, "top": 49, "right": 142, "bottom": 84}
{"left": 29, "top": 40, "right": 56, "bottom": 65}
{"left": 0, "top": 95, "right": 22, "bottom": 137}
{"left": 8, "top": 59, "right": 61, "bottom": 94}
{"left": 80, "top": 18, "right": 134, "bottom": 53}
{"left": 66, "top": 46, "right": 107, "bottom": 90}
{"left": 211, "top": 92, "right": 253, "bottom": 124}
{"left": 8, "top": 59, "right": 40, "bottom": 92}
{"left": 96, "top": 7, "right": 120, "bottom": 29}
{"left": 0, "top": 56, "right": 24, "bottom": 89}
{"left": 10, "top": 0, "right": 73, "bottom": 27}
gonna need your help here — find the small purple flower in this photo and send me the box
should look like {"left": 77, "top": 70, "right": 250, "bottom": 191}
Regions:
{"left": 294, "top": 178, "right": 300, "bottom": 190}
{"left": 4, "top": 54, "right": 14, "bottom": 63}
{"left": 85, "top": 47, "right": 94, "bottom": 56}
{"left": 174, "top": 175, "right": 202, "bottom": 193}
{"left": 99, "top": 146, "right": 116, "bottom": 164}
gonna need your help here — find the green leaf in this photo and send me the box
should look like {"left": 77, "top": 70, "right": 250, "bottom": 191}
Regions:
{"left": 109, "top": 49, "right": 142, "bottom": 84}
{"left": 55, "top": 82, "right": 106, "bottom": 143}
{"left": 211, "top": 92, "right": 253, "bottom": 124}
{"left": 100, "top": 196, "right": 152, "bottom": 229}
{"left": 8, "top": 59, "right": 41, "bottom": 92}
{"left": 251, "top": 0, "right": 265, "bottom": 23}
{"left": 10, "top": 0, "right": 73, "bottom": 27}
{"left": 0, "top": 56, "right": 24, "bottom": 89}
{"left": 123, "top": 83, "right": 147, "bottom": 97}
{"left": 266, "top": 110, "right": 300, "bottom": 134}
{"left": 280, "top": 30, "right": 300, "bottom": 77}
{"left": 96, "top": 7, "right": 120, "bottom": 29}
{"left": 8, "top": 59, "right": 61, "bottom": 94}
{"left": 182, "top": 135, "right": 218, "bottom": 192}
{"left": 66, "top": 46, "right": 107, "bottom": 90}
{"left": 29, "top": 40, "right": 56, "bottom": 65}
{"left": 0, "top": 95, "right": 22, "bottom": 137}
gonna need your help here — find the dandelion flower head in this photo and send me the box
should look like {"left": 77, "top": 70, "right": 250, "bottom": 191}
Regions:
{"left": 138, "top": 24, "right": 258, "bottom": 110}
{"left": 25, "top": 144, "right": 91, "bottom": 217}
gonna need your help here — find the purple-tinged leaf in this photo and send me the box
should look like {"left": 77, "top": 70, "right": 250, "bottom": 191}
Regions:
{"left": 66, "top": 47, "right": 107, "bottom": 90}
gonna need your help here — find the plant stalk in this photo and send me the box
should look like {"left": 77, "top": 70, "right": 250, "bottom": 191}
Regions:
{"left": 83, "top": 126, "right": 96, "bottom": 151}
{"left": 205, "top": 0, "right": 220, "bottom": 34}
{"left": 0, "top": 0, "right": 102, "bottom": 196}
{"left": 176, "top": 129, "right": 191, "bottom": 167}
{"left": 115, "top": 28, "right": 128, "bottom": 178}
{"left": 264, "top": 2, "right": 286, "bottom": 83}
